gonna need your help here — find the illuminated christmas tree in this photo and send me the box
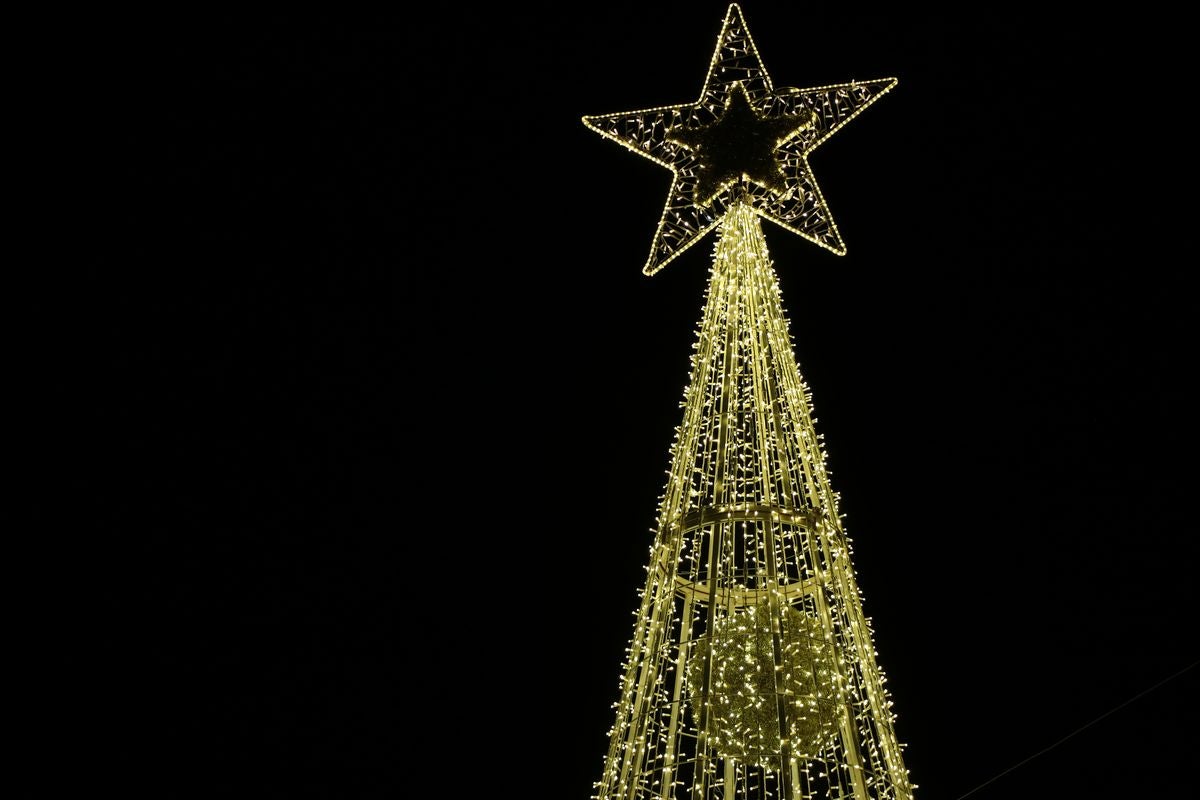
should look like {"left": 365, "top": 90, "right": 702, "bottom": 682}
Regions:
{"left": 582, "top": 6, "right": 914, "bottom": 799}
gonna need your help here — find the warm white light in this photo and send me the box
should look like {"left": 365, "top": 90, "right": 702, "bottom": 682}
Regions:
{"left": 584, "top": 5, "right": 911, "bottom": 800}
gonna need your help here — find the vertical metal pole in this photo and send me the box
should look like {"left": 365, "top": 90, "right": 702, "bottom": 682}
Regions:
{"left": 808, "top": 529, "right": 870, "bottom": 799}
{"left": 738, "top": 205, "right": 796, "bottom": 800}
{"left": 661, "top": 588, "right": 695, "bottom": 799}
{"left": 694, "top": 210, "right": 741, "bottom": 800}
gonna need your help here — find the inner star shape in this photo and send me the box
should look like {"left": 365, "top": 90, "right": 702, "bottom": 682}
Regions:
{"left": 670, "top": 85, "right": 816, "bottom": 206}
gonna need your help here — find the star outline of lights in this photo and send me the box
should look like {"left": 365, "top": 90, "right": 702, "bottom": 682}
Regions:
{"left": 582, "top": 3, "right": 897, "bottom": 275}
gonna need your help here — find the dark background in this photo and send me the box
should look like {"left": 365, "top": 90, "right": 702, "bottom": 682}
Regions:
{"left": 90, "top": 2, "right": 1197, "bottom": 796}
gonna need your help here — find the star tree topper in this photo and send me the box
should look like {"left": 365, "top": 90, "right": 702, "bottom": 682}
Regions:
{"left": 583, "top": 4, "right": 896, "bottom": 275}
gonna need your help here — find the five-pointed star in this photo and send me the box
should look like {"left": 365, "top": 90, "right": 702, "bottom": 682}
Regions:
{"left": 583, "top": 3, "right": 897, "bottom": 275}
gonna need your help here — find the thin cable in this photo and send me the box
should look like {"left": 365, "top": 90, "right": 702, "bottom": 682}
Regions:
{"left": 954, "top": 659, "right": 1198, "bottom": 800}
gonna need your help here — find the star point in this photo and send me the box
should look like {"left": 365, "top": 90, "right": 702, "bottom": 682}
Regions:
{"left": 583, "top": 3, "right": 896, "bottom": 275}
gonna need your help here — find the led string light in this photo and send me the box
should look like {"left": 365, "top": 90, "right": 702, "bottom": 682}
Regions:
{"left": 584, "top": 5, "right": 911, "bottom": 800}
{"left": 582, "top": 4, "right": 895, "bottom": 275}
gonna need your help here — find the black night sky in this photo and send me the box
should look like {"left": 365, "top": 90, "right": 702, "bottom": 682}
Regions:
{"left": 95, "top": 3, "right": 1198, "bottom": 796}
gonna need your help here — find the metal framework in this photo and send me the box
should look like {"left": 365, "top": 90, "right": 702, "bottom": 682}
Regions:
{"left": 592, "top": 205, "right": 913, "bottom": 800}
{"left": 584, "top": 6, "right": 911, "bottom": 799}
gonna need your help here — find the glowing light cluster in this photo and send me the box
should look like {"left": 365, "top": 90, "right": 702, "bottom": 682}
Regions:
{"left": 686, "top": 603, "right": 841, "bottom": 766}
{"left": 582, "top": 4, "right": 895, "bottom": 275}
{"left": 584, "top": 6, "right": 910, "bottom": 800}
